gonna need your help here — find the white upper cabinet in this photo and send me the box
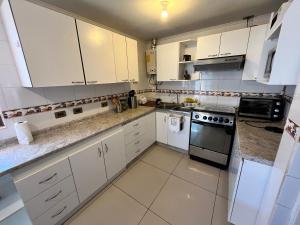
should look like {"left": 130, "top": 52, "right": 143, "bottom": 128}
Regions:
{"left": 1, "top": 0, "right": 84, "bottom": 87}
{"left": 126, "top": 37, "right": 139, "bottom": 82}
{"left": 157, "top": 42, "right": 180, "bottom": 81}
{"left": 196, "top": 33, "right": 221, "bottom": 59}
{"left": 76, "top": 20, "right": 116, "bottom": 84}
{"left": 219, "top": 28, "right": 250, "bottom": 57}
{"left": 69, "top": 141, "right": 107, "bottom": 203}
{"left": 113, "top": 33, "right": 129, "bottom": 82}
{"left": 101, "top": 129, "right": 126, "bottom": 180}
{"left": 242, "top": 25, "right": 268, "bottom": 80}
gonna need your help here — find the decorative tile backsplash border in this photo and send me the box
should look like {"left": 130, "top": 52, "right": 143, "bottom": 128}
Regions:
{"left": 0, "top": 88, "right": 288, "bottom": 119}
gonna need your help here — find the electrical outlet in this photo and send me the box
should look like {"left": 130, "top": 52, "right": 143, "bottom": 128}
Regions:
{"left": 73, "top": 107, "right": 83, "bottom": 114}
{"left": 101, "top": 101, "right": 108, "bottom": 107}
{"left": 54, "top": 110, "right": 66, "bottom": 119}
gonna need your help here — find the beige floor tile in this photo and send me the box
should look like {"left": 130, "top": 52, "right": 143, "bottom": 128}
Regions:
{"left": 212, "top": 196, "right": 232, "bottom": 225}
{"left": 217, "top": 170, "right": 229, "bottom": 199}
{"left": 139, "top": 211, "right": 170, "bottom": 225}
{"left": 114, "top": 161, "right": 169, "bottom": 207}
{"left": 142, "top": 145, "right": 183, "bottom": 173}
{"left": 66, "top": 186, "right": 146, "bottom": 225}
{"left": 173, "top": 156, "right": 220, "bottom": 193}
{"left": 150, "top": 175, "right": 215, "bottom": 225}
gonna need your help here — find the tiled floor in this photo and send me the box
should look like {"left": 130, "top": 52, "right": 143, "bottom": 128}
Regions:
{"left": 65, "top": 144, "right": 231, "bottom": 225}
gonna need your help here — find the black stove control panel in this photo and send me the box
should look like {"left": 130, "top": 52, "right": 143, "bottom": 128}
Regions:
{"left": 192, "top": 112, "right": 234, "bottom": 126}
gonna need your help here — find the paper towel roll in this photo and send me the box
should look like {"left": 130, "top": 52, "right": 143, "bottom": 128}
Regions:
{"left": 14, "top": 121, "right": 33, "bottom": 145}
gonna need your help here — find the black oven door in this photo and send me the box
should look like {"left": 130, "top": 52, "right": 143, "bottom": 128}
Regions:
{"left": 190, "top": 120, "right": 233, "bottom": 155}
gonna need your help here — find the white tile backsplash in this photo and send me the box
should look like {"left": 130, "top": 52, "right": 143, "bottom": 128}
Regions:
{"left": 218, "top": 80, "right": 241, "bottom": 92}
{"left": 43, "top": 86, "right": 75, "bottom": 104}
{"left": 0, "top": 65, "right": 21, "bottom": 87}
{"left": 217, "top": 96, "right": 240, "bottom": 107}
{"left": 200, "top": 96, "right": 218, "bottom": 106}
{"left": 201, "top": 80, "right": 219, "bottom": 91}
{"left": 73, "top": 85, "right": 96, "bottom": 100}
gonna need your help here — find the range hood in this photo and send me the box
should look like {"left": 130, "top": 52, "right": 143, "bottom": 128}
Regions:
{"left": 194, "top": 55, "right": 245, "bottom": 70}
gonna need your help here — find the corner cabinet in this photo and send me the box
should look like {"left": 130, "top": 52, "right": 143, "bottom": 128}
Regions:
{"left": 113, "top": 33, "right": 129, "bottom": 82}
{"left": 76, "top": 20, "right": 117, "bottom": 84}
{"left": 0, "top": 0, "right": 84, "bottom": 87}
{"left": 126, "top": 37, "right": 139, "bottom": 82}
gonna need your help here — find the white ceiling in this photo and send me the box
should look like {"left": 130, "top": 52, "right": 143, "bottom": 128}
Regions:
{"left": 38, "top": 0, "right": 285, "bottom": 40}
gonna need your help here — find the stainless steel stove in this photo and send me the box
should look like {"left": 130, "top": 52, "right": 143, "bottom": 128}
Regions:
{"left": 189, "top": 105, "right": 236, "bottom": 169}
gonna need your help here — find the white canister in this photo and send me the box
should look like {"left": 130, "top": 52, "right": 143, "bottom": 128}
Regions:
{"left": 14, "top": 121, "right": 33, "bottom": 145}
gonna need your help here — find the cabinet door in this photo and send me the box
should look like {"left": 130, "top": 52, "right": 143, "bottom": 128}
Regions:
{"left": 196, "top": 33, "right": 221, "bottom": 59}
{"left": 157, "top": 42, "right": 179, "bottom": 81}
{"left": 140, "top": 112, "right": 156, "bottom": 151}
{"left": 102, "top": 129, "right": 126, "bottom": 180}
{"left": 167, "top": 115, "right": 190, "bottom": 151}
{"left": 242, "top": 25, "right": 268, "bottom": 80}
{"left": 219, "top": 28, "right": 250, "bottom": 57}
{"left": 69, "top": 142, "right": 107, "bottom": 203}
{"left": 126, "top": 37, "right": 139, "bottom": 82}
{"left": 113, "top": 33, "right": 129, "bottom": 82}
{"left": 9, "top": 0, "right": 84, "bottom": 87}
{"left": 156, "top": 112, "right": 168, "bottom": 144}
{"left": 76, "top": 19, "right": 116, "bottom": 84}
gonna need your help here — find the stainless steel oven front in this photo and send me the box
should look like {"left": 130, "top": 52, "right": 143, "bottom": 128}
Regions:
{"left": 189, "top": 112, "right": 235, "bottom": 168}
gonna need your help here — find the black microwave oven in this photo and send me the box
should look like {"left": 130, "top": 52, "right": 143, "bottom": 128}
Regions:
{"left": 238, "top": 96, "right": 285, "bottom": 121}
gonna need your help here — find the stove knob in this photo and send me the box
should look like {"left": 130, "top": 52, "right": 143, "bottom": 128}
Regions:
{"left": 208, "top": 116, "right": 212, "bottom": 121}
{"left": 213, "top": 117, "right": 218, "bottom": 121}
{"left": 224, "top": 118, "right": 230, "bottom": 123}
{"left": 203, "top": 116, "right": 207, "bottom": 120}
{"left": 195, "top": 114, "right": 199, "bottom": 119}
{"left": 219, "top": 117, "right": 224, "bottom": 123}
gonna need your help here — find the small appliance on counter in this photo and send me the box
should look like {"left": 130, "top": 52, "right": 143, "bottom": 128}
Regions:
{"left": 189, "top": 105, "right": 236, "bottom": 169}
{"left": 128, "top": 90, "right": 138, "bottom": 108}
{"left": 238, "top": 95, "right": 285, "bottom": 121}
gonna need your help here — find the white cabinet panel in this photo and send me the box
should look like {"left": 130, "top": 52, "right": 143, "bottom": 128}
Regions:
{"left": 6, "top": 0, "right": 84, "bottom": 87}
{"left": 196, "top": 33, "right": 221, "bottom": 59}
{"left": 242, "top": 25, "right": 268, "bottom": 80}
{"left": 102, "top": 129, "right": 126, "bottom": 179}
{"left": 126, "top": 37, "right": 139, "bottom": 82}
{"left": 113, "top": 33, "right": 129, "bottom": 82}
{"left": 277, "top": 176, "right": 300, "bottom": 209}
{"left": 167, "top": 115, "right": 190, "bottom": 151}
{"left": 156, "top": 112, "right": 168, "bottom": 144}
{"left": 69, "top": 141, "right": 107, "bottom": 203}
{"left": 157, "top": 42, "right": 179, "bottom": 81}
{"left": 77, "top": 19, "right": 116, "bottom": 84}
{"left": 219, "top": 28, "right": 250, "bottom": 57}
{"left": 140, "top": 112, "right": 156, "bottom": 151}
{"left": 230, "top": 160, "right": 271, "bottom": 225}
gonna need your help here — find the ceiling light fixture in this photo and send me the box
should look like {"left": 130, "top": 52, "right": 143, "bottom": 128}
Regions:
{"left": 161, "top": 0, "right": 169, "bottom": 18}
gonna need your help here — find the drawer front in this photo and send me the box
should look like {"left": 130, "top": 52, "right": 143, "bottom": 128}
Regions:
{"left": 125, "top": 128, "right": 143, "bottom": 145}
{"left": 33, "top": 192, "right": 79, "bottom": 225}
{"left": 124, "top": 118, "right": 142, "bottom": 134}
{"left": 15, "top": 158, "right": 72, "bottom": 202}
{"left": 125, "top": 140, "right": 142, "bottom": 163}
{"left": 25, "top": 176, "right": 76, "bottom": 220}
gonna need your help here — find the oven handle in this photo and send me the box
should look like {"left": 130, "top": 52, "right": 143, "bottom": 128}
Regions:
{"left": 191, "top": 120, "right": 235, "bottom": 134}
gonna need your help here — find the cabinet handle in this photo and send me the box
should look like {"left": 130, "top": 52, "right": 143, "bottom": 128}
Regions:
{"left": 51, "top": 206, "right": 67, "bottom": 218}
{"left": 87, "top": 81, "right": 98, "bottom": 84}
{"left": 130, "top": 79, "right": 135, "bottom": 82}
{"left": 105, "top": 144, "right": 108, "bottom": 153}
{"left": 208, "top": 54, "right": 218, "bottom": 57}
{"left": 98, "top": 147, "right": 102, "bottom": 158}
{"left": 169, "top": 79, "right": 176, "bottom": 81}
{"left": 135, "top": 141, "right": 140, "bottom": 145}
{"left": 39, "top": 173, "right": 57, "bottom": 184}
{"left": 220, "top": 52, "right": 231, "bottom": 56}
{"left": 134, "top": 132, "right": 140, "bottom": 136}
{"left": 45, "top": 190, "right": 62, "bottom": 202}
{"left": 72, "top": 81, "right": 85, "bottom": 84}
{"left": 121, "top": 79, "right": 129, "bottom": 82}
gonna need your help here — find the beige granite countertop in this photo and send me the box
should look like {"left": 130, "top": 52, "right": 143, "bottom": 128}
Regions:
{"left": 236, "top": 118, "right": 285, "bottom": 166}
{"left": 0, "top": 106, "right": 155, "bottom": 176}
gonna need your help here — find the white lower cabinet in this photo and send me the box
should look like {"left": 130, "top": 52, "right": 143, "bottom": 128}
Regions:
{"left": 101, "top": 129, "right": 126, "bottom": 179}
{"left": 156, "top": 111, "right": 191, "bottom": 151}
{"left": 228, "top": 136, "right": 271, "bottom": 225}
{"left": 124, "top": 112, "right": 156, "bottom": 164}
{"left": 69, "top": 141, "right": 107, "bottom": 203}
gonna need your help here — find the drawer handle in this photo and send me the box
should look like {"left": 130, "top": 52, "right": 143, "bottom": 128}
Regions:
{"left": 45, "top": 190, "right": 62, "bottom": 202}
{"left": 105, "top": 144, "right": 109, "bottom": 153}
{"left": 98, "top": 147, "right": 102, "bottom": 158}
{"left": 133, "top": 123, "right": 139, "bottom": 127}
{"left": 87, "top": 81, "right": 98, "bottom": 84}
{"left": 134, "top": 132, "right": 140, "bottom": 136}
{"left": 72, "top": 81, "right": 85, "bottom": 84}
{"left": 51, "top": 206, "right": 67, "bottom": 218}
{"left": 135, "top": 141, "right": 140, "bottom": 145}
{"left": 39, "top": 173, "right": 57, "bottom": 185}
